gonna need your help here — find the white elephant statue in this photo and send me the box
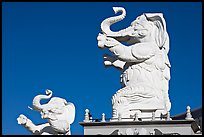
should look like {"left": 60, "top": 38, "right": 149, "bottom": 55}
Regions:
{"left": 17, "top": 89, "right": 75, "bottom": 135}
{"left": 97, "top": 7, "right": 171, "bottom": 120}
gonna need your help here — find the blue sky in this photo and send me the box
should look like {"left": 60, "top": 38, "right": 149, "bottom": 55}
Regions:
{"left": 2, "top": 2, "right": 202, "bottom": 135}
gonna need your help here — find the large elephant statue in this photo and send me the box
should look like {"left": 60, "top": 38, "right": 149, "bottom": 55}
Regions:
{"left": 17, "top": 89, "right": 75, "bottom": 135}
{"left": 97, "top": 7, "right": 171, "bottom": 120}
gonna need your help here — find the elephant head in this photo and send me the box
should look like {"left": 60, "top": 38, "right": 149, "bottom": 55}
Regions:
{"left": 101, "top": 7, "right": 169, "bottom": 47}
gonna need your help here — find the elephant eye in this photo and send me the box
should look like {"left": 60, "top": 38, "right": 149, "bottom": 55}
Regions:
{"left": 48, "top": 109, "right": 53, "bottom": 112}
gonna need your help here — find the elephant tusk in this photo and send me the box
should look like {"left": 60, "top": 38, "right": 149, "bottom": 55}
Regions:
{"left": 28, "top": 106, "right": 33, "bottom": 110}
{"left": 28, "top": 106, "right": 37, "bottom": 111}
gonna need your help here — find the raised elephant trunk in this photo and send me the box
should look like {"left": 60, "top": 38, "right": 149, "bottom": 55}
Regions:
{"left": 100, "top": 7, "right": 134, "bottom": 41}
{"left": 32, "top": 89, "right": 53, "bottom": 111}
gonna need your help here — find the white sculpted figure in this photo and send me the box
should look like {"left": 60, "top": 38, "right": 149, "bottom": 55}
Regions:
{"left": 97, "top": 7, "right": 171, "bottom": 119}
{"left": 17, "top": 89, "right": 75, "bottom": 135}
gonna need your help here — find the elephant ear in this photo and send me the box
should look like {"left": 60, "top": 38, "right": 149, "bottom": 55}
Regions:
{"left": 65, "top": 102, "right": 75, "bottom": 124}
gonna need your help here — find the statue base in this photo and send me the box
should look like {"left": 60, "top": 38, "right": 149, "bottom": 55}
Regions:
{"left": 79, "top": 120, "right": 200, "bottom": 135}
{"left": 112, "top": 108, "right": 166, "bottom": 121}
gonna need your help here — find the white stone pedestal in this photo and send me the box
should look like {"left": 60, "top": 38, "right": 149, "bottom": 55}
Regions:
{"left": 80, "top": 120, "right": 200, "bottom": 135}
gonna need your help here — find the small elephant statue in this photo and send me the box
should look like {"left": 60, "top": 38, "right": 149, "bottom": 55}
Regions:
{"left": 17, "top": 89, "right": 75, "bottom": 135}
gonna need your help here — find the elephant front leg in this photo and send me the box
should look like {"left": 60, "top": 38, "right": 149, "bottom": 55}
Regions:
{"left": 103, "top": 54, "right": 126, "bottom": 70}
{"left": 17, "top": 114, "right": 50, "bottom": 134}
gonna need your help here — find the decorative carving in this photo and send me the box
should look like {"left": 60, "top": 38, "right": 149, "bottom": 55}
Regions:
{"left": 125, "top": 128, "right": 139, "bottom": 135}
{"left": 152, "top": 111, "right": 155, "bottom": 121}
{"left": 185, "top": 106, "right": 194, "bottom": 120}
{"left": 133, "top": 112, "right": 139, "bottom": 121}
{"left": 83, "top": 109, "right": 90, "bottom": 122}
{"left": 153, "top": 129, "right": 180, "bottom": 135}
{"left": 97, "top": 7, "right": 171, "bottom": 119}
{"left": 101, "top": 113, "right": 106, "bottom": 122}
{"left": 109, "top": 129, "right": 123, "bottom": 135}
{"left": 109, "top": 128, "right": 180, "bottom": 135}
{"left": 17, "top": 89, "right": 75, "bottom": 135}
